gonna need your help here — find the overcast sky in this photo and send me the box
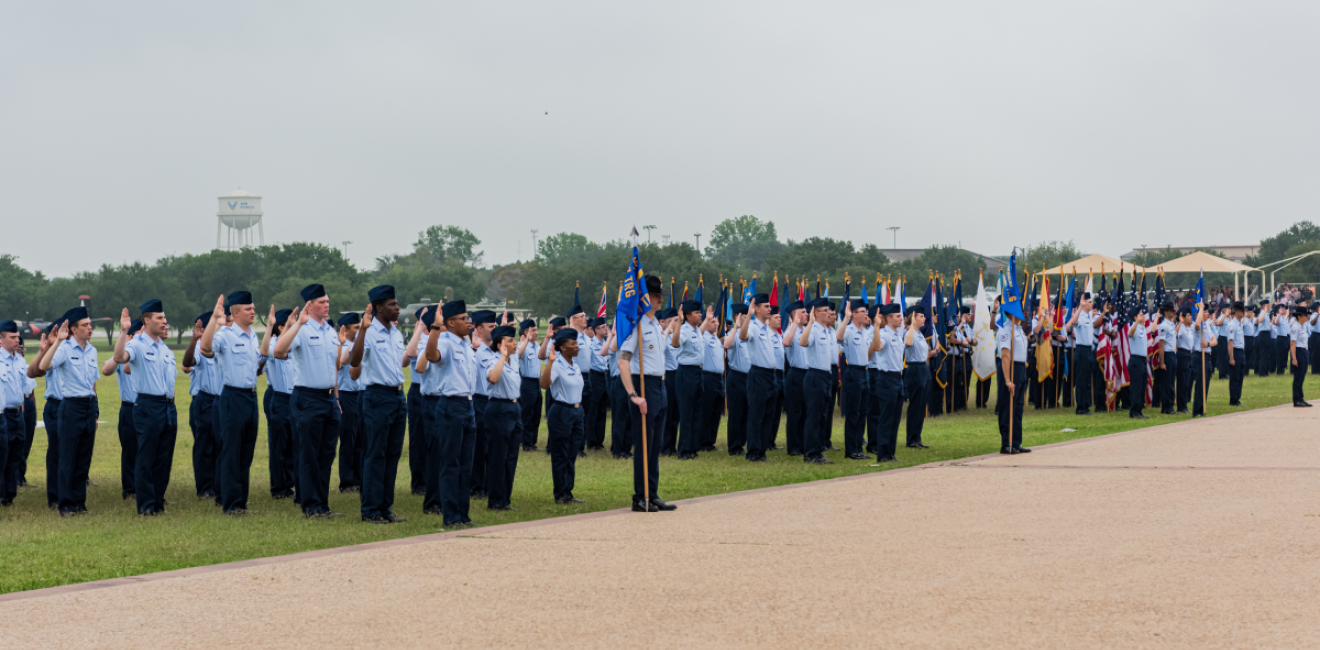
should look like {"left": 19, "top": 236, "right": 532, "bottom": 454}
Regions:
{"left": 3, "top": 1, "right": 1317, "bottom": 277}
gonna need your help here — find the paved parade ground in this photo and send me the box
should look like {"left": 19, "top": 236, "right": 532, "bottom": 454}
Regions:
{"left": 3, "top": 403, "right": 1318, "bottom": 649}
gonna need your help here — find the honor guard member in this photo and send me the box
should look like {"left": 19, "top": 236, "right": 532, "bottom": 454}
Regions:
{"left": 997, "top": 311, "right": 1031, "bottom": 454}
{"left": 723, "top": 303, "right": 751, "bottom": 456}
{"left": 1156, "top": 303, "right": 1178, "bottom": 414}
{"left": 0, "top": 320, "right": 25, "bottom": 506}
{"left": 336, "top": 313, "right": 365, "bottom": 492}
{"left": 483, "top": 325, "right": 522, "bottom": 510}
{"left": 113, "top": 301, "right": 178, "bottom": 515}
{"left": 1175, "top": 308, "right": 1194, "bottom": 414}
{"left": 868, "top": 304, "right": 904, "bottom": 462}
{"left": 1190, "top": 307, "right": 1216, "bottom": 417}
{"left": 38, "top": 308, "right": 100, "bottom": 515}
{"left": 670, "top": 300, "right": 705, "bottom": 460}
{"left": 1225, "top": 302, "right": 1246, "bottom": 406}
{"left": 903, "top": 309, "right": 934, "bottom": 448}
{"left": 781, "top": 301, "right": 809, "bottom": 456}
{"left": 470, "top": 310, "right": 499, "bottom": 497}
{"left": 30, "top": 318, "right": 65, "bottom": 509}
{"left": 951, "top": 307, "right": 973, "bottom": 412}
{"left": 584, "top": 318, "right": 610, "bottom": 451}
{"left": 619, "top": 275, "right": 675, "bottom": 512}
{"left": 698, "top": 307, "right": 724, "bottom": 453}
{"left": 349, "top": 285, "right": 408, "bottom": 524}
{"left": 1290, "top": 306, "right": 1312, "bottom": 407}
{"left": 260, "top": 308, "right": 297, "bottom": 501}
{"left": 1126, "top": 306, "right": 1150, "bottom": 419}
{"left": 103, "top": 318, "right": 142, "bottom": 500}
{"left": 275, "top": 284, "right": 343, "bottom": 518}
{"left": 419, "top": 301, "right": 478, "bottom": 526}
{"left": 405, "top": 306, "right": 429, "bottom": 496}
{"left": 516, "top": 319, "right": 543, "bottom": 451}
{"left": 543, "top": 328, "right": 585, "bottom": 504}
{"left": 184, "top": 313, "right": 220, "bottom": 499}
{"left": 739, "top": 294, "right": 777, "bottom": 461}
{"left": 606, "top": 321, "right": 633, "bottom": 458}
{"left": 798, "top": 298, "right": 836, "bottom": 464}
{"left": 201, "top": 292, "right": 262, "bottom": 515}
{"left": 658, "top": 309, "right": 680, "bottom": 455}
{"left": 837, "top": 299, "right": 872, "bottom": 460}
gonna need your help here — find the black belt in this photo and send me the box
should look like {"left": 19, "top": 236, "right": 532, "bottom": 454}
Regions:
{"left": 805, "top": 369, "right": 830, "bottom": 376}
{"left": 553, "top": 402, "right": 581, "bottom": 409}
{"left": 876, "top": 370, "right": 901, "bottom": 376}
{"left": 489, "top": 397, "right": 519, "bottom": 404}
{"left": 295, "top": 387, "right": 335, "bottom": 395}
{"left": 64, "top": 395, "right": 96, "bottom": 402}
{"left": 138, "top": 394, "right": 174, "bottom": 404}
{"left": 199, "top": 391, "right": 219, "bottom": 398}
{"left": 367, "top": 384, "right": 402, "bottom": 391}
{"left": 441, "top": 395, "right": 473, "bottom": 402}
{"left": 224, "top": 385, "right": 256, "bottom": 392}
{"left": 3, "top": 408, "right": 18, "bottom": 415}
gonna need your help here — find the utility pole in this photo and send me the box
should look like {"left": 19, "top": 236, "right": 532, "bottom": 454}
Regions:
{"left": 886, "top": 227, "right": 900, "bottom": 249}
{"left": 342, "top": 240, "right": 352, "bottom": 258}
{"left": 643, "top": 225, "right": 657, "bottom": 243}
{"left": 531, "top": 229, "right": 539, "bottom": 256}
{"left": 694, "top": 232, "right": 702, "bottom": 255}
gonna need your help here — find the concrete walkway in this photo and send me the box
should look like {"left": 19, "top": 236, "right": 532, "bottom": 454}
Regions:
{"left": 3, "top": 405, "right": 1319, "bottom": 649}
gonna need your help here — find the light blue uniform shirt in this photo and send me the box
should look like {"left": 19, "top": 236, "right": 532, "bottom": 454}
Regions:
{"left": 589, "top": 336, "right": 610, "bottom": 373}
{"left": 287, "top": 319, "right": 339, "bottom": 390}
{"left": 997, "top": 322, "right": 1029, "bottom": 363}
{"left": 1243, "top": 319, "right": 1257, "bottom": 337}
{"left": 772, "top": 330, "right": 785, "bottom": 369}
{"left": 17, "top": 355, "right": 34, "bottom": 396}
{"left": 676, "top": 323, "right": 703, "bottom": 367}
{"left": 519, "top": 341, "right": 541, "bottom": 378}
{"left": 1128, "top": 324, "right": 1148, "bottom": 357}
{"left": 211, "top": 325, "right": 261, "bottom": 389}
{"left": 189, "top": 354, "right": 221, "bottom": 396}
{"left": 50, "top": 339, "right": 98, "bottom": 397}
{"left": 337, "top": 351, "right": 361, "bottom": 392}
{"left": 745, "top": 318, "right": 777, "bottom": 370}
{"left": 474, "top": 341, "right": 497, "bottom": 397}
{"left": 360, "top": 321, "right": 406, "bottom": 388}
{"left": 124, "top": 333, "right": 174, "bottom": 397}
{"left": 1226, "top": 318, "right": 1244, "bottom": 349}
{"left": 1310, "top": 313, "right": 1320, "bottom": 334}
{"left": 619, "top": 314, "right": 666, "bottom": 377}
{"left": 872, "top": 326, "right": 904, "bottom": 371}
{"left": 785, "top": 326, "right": 807, "bottom": 369}
{"left": 1157, "top": 319, "right": 1176, "bottom": 353}
{"left": 1073, "top": 312, "right": 1097, "bottom": 346}
{"left": 1273, "top": 315, "right": 1288, "bottom": 338}
{"left": 115, "top": 365, "right": 137, "bottom": 404}
{"left": 663, "top": 338, "right": 679, "bottom": 372}
{"left": 842, "top": 324, "right": 871, "bottom": 366}
{"left": 904, "top": 330, "right": 930, "bottom": 363}
{"left": 416, "top": 353, "right": 442, "bottom": 396}
{"left": 727, "top": 332, "right": 751, "bottom": 373}
{"left": 549, "top": 356, "right": 584, "bottom": 404}
{"left": 262, "top": 335, "right": 296, "bottom": 394}
{"left": 802, "top": 323, "right": 834, "bottom": 372}
{"left": 0, "top": 349, "right": 26, "bottom": 409}
{"left": 483, "top": 353, "right": 521, "bottom": 400}
{"left": 1176, "top": 323, "right": 1194, "bottom": 351}
{"left": 1200, "top": 321, "right": 1217, "bottom": 349}
{"left": 609, "top": 348, "right": 620, "bottom": 378}
{"left": 1291, "top": 321, "right": 1309, "bottom": 349}
{"left": 701, "top": 332, "right": 725, "bottom": 373}
{"left": 43, "top": 362, "right": 63, "bottom": 400}
{"left": 426, "top": 332, "right": 475, "bottom": 397}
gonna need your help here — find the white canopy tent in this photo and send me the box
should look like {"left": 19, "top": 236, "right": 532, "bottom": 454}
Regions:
{"left": 1039, "top": 254, "right": 1148, "bottom": 276}
{"left": 1152, "top": 251, "right": 1257, "bottom": 300}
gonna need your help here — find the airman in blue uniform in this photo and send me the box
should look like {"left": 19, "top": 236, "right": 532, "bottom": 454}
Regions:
{"left": 201, "top": 292, "right": 262, "bottom": 515}
{"left": 276, "top": 284, "right": 344, "bottom": 518}
{"left": 418, "top": 300, "right": 477, "bottom": 526}
{"left": 114, "top": 300, "right": 179, "bottom": 515}
{"left": 103, "top": 318, "right": 142, "bottom": 500}
{"left": 336, "top": 312, "right": 364, "bottom": 493}
{"left": 260, "top": 307, "right": 297, "bottom": 501}
{"left": 482, "top": 325, "right": 522, "bottom": 511}
{"left": 348, "top": 285, "right": 408, "bottom": 524}
{"left": 183, "top": 312, "right": 221, "bottom": 499}
{"left": 38, "top": 307, "right": 100, "bottom": 515}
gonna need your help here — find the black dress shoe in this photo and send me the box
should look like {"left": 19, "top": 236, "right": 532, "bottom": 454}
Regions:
{"left": 649, "top": 497, "right": 677, "bottom": 511}
{"left": 423, "top": 507, "right": 443, "bottom": 516}
{"left": 768, "top": 445, "right": 782, "bottom": 451}
{"left": 806, "top": 457, "right": 833, "bottom": 465}
{"left": 1295, "top": 401, "right": 1311, "bottom": 407}
{"left": 122, "top": 491, "right": 134, "bottom": 500}
{"left": 1304, "top": 402, "right": 1314, "bottom": 407}
{"left": 677, "top": 453, "right": 697, "bottom": 460}
{"left": 632, "top": 499, "right": 657, "bottom": 512}
{"left": 1229, "top": 401, "right": 1242, "bottom": 406}
{"left": 786, "top": 449, "right": 803, "bottom": 456}
{"left": 846, "top": 453, "right": 871, "bottom": 460}
{"left": 999, "top": 446, "right": 1015, "bottom": 455}
{"left": 865, "top": 447, "right": 877, "bottom": 454}
{"left": 488, "top": 505, "right": 517, "bottom": 511}
{"left": 0, "top": 499, "right": 12, "bottom": 507}
{"left": 875, "top": 455, "right": 897, "bottom": 462}
{"left": 1130, "top": 414, "right": 1149, "bottom": 420}
{"left": 728, "top": 447, "right": 745, "bottom": 456}
{"left": 1177, "top": 410, "right": 1190, "bottom": 415}
{"left": 1013, "top": 446, "right": 1032, "bottom": 453}
{"left": 411, "top": 489, "right": 426, "bottom": 496}
{"left": 385, "top": 512, "right": 407, "bottom": 523}
{"left": 747, "top": 455, "right": 767, "bottom": 462}
{"left": 1075, "top": 409, "right": 1091, "bottom": 415}
{"left": 906, "top": 443, "right": 929, "bottom": 449}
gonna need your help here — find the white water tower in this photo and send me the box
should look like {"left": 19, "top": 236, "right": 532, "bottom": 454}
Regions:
{"left": 217, "top": 189, "right": 264, "bottom": 250}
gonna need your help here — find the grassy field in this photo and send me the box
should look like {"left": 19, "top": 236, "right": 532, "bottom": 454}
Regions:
{"left": 0, "top": 349, "right": 1308, "bottom": 594}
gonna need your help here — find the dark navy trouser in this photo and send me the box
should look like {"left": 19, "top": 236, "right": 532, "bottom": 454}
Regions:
{"left": 362, "top": 385, "right": 407, "bottom": 519}
{"left": 609, "top": 374, "right": 632, "bottom": 455}
{"left": 471, "top": 394, "right": 488, "bottom": 495}
{"left": 629, "top": 375, "right": 667, "bottom": 501}
{"left": 585, "top": 371, "right": 608, "bottom": 448}
{"left": 1228, "top": 348, "right": 1245, "bottom": 404}
{"left": 57, "top": 396, "right": 98, "bottom": 513}
{"left": 700, "top": 371, "right": 724, "bottom": 450}
{"left": 1128, "top": 356, "right": 1148, "bottom": 417}
{"left": 519, "top": 377, "right": 543, "bottom": 448}
{"left": 43, "top": 398, "right": 60, "bottom": 507}
{"left": 903, "top": 363, "right": 931, "bottom": 445}
{"left": 1176, "top": 350, "right": 1192, "bottom": 412}
{"left": 783, "top": 368, "right": 806, "bottom": 454}
{"left": 133, "top": 394, "right": 177, "bottom": 514}
{"left": 189, "top": 391, "right": 218, "bottom": 496}
{"left": 872, "top": 371, "right": 903, "bottom": 458}
{"left": 293, "top": 388, "right": 340, "bottom": 515}
{"left": 1294, "top": 348, "right": 1310, "bottom": 403}
{"left": 997, "top": 363, "right": 1026, "bottom": 448}
{"left": 427, "top": 395, "right": 475, "bottom": 525}
{"left": 217, "top": 388, "right": 259, "bottom": 513}
{"left": 1160, "top": 350, "right": 1178, "bottom": 411}
{"left": 802, "top": 369, "right": 831, "bottom": 460}
{"left": 407, "top": 384, "right": 426, "bottom": 493}
{"left": 1, "top": 409, "right": 19, "bottom": 503}
{"left": 547, "top": 401, "right": 582, "bottom": 501}
{"left": 264, "top": 389, "right": 295, "bottom": 497}
{"left": 661, "top": 369, "right": 678, "bottom": 453}
{"left": 675, "top": 365, "right": 703, "bottom": 455}
{"left": 117, "top": 401, "right": 137, "bottom": 495}
{"left": 337, "top": 390, "right": 363, "bottom": 489}
{"left": 20, "top": 394, "right": 35, "bottom": 484}
{"left": 841, "top": 366, "right": 869, "bottom": 456}
{"left": 744, "top": 367, "right": 775, "bottom": 459}
{"left": 484, "top": 399, "right": 520, "bottom": 509}
{"left": 725, "top": 369, "right": 748, "bottom": 453}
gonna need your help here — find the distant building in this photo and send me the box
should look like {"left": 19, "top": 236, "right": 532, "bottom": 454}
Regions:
{"left": 1121, "top": 245, "right": 1259, "bottom": 263}
{"left": 877, "top": 248, "right": 1007, "bottom": 271}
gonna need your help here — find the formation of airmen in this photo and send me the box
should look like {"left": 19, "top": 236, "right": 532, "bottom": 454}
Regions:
{"left": 0, "top": 270, "right": 1314, "bottom": 522}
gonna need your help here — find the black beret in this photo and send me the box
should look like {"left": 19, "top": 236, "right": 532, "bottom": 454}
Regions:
{"left": 658, "top": 308, "right": 677, "bottom": 320}
{"left": 414, "top": 307, "right": 428, "bottom": 321}
{"left": 301, "top": 284, "right": 326, "bottom": 302}
{"left": 751, "top": 293, "right": 770, "bottom": 305}
{"left": 368, "top": 285, "right": 395, "bottom": 303}
{"left": 732, "top": 303, "right": 749, "bottom": 315}
{"left": 223, "top": 303, "right": 231, "bottom": 317}
{"left": 139, "top": 299, "right": 163, "bottom": 315}
{"left": 566, "top": 304, "right": 584, "bottom": 318}
{"left": 809, "top": 298, "right": 828, "bottom": 310}
{"left": 867, "top": 305, "right": 878, "bottom": 320}
{"left": 441, "top": 300, "right": 466, "bottom": 321}
{"left": 960, "top": 306, "right": 971, "bottom": 314}
{"left": 1232, "top": 301, "right": 1245, "bottom": 311}
{"left": 787, "top": 300, "right": 805, "bottom": 313}
{"left": 491, "top": 325, "right": 516, "bottom": 341}
{"left": 850, "top": 300, "right": 868, "bottom": 312}
{"left": 680, "top": 300, "right": 702, "bottom": 314}
{"left": 128, "top": 319, "right": 143, "bottom": 336}
{"left": 590, "top": 317, "right": 606, "bottom": 328}
{"left": 197, "top": 312, "right": 213, "bottom": 328}
{"left": 879, "top": 304, "right": 901, "bottom": 316}
{"left": 337, "top": 312, "right": 361, "bottom": 327}
{"left": 644, "top": 275, "right": 663, "bottom": 294}
{"left": 63, "top": 307, "right": 89, "bottom": 322}
{"left": 227, "top": 291, "right": 253, "bottom": 306}
{"left": 471, "top": 310, "right": 496, "bottom": 325}
{"left": 274, "top": 309, "right": 293, "bottom": 326}
{"left": 519, "top": 319, "right": 537, "bottom": 335}
{"left": 45, "top": 318, "right": 65, "bottom": 336}
{"left": 553, "top": 328, "right": 578, "bottom": 344}
{"left": 549, "top": 317, "right": 566, "bottom": 328}
{"left": 0, "top": 320, "right": 16, "bottom": 333}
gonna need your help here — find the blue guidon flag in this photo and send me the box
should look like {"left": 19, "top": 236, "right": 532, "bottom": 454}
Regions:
{"left": 615, "top": 227, "right": 651, "bottom": 346}
{"left": 1001, "top": 250, "right": 1027, "bottom": 322}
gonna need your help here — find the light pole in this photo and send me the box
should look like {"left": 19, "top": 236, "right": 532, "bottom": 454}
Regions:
{"left": 342, "top": 240, "right": 352, "bottom": 258}
{"left": 886, "top": 227, "right": 900, "bottom": 249}
{"left": 661, "top": 234, "right": 670, "bottom": 246}
{"left": 643, "top": 225, "right": 657, "bottom": 243}
{"left": 694, "top": 232, "right": 702, "bottom": 254}
{"left": 531, "top": 229, "right": 539, "bottom": 256}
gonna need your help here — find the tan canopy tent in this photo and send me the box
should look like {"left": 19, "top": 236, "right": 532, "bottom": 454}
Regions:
{"left": 1039, "top": 254, "right": 1147, "bottom": 276}
{"left": 1152, "top": 251, "right": 1258, "bottom": 300}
